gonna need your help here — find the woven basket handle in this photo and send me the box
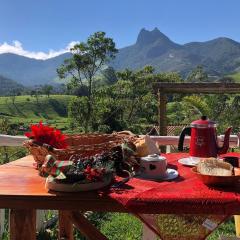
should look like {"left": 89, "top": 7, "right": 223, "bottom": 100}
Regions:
{"left": 116, "top": 131, "right": 136, "bottom": 136}
{"left": 24, "top": 140, "right": 56, "bottom": 151}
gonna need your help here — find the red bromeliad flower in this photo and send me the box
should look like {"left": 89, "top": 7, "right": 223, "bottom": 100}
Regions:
{"left": 25, "top": 121, "right": 68, "bottom": 149}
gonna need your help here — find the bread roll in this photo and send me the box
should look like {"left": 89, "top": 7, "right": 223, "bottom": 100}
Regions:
{"left": 197, "top": 158, "right": 233, "bottom": 176}
{"left": 135, "top": 135, "right": 160, "bottom": 157}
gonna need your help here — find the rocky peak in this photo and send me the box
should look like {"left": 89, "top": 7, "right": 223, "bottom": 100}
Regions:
{"left": 136, "top": 27, "right": 172, "bottom": 46}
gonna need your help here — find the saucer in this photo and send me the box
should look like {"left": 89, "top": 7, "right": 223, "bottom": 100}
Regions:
{"left": 178, "top": 157, "right": 200, "bottom": 166}
{"left": 136, "top": 168, "right": 178, "bottom": 181}
{"left": 45, "top": 173, "right": 113, "bottom": 192}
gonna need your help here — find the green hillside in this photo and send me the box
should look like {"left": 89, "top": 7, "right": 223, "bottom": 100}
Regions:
{"left": 0, "top": 75, "right": 25, "bottom": 96}
{"left": 228, "top": 72, "right": 240, "bottom": 82}
{"left": 0, "top": 95, "right": 73, "bottom": 129}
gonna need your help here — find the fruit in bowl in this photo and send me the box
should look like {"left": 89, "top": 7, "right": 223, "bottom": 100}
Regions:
{"left": 43, "top": 152, "right": 116, "bottom": 192}
{"left": 43, "top": 141, "right": 138, "bottom": 192}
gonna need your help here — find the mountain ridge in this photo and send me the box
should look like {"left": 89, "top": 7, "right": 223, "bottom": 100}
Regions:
{"left": 0, "top": 52, "right": 71, "bottom": 86}
{"left": 1, "top": 28, "right": 240, "bottom": 85}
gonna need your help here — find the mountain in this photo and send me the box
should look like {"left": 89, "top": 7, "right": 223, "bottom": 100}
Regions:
{"left": 0, "top": 52, "right": 71, "bottom": 86}
{"left": 1, "top": 28, "right": 240, "bottom": 85}
{"left": 0, "top": 75, "right": 25, "bottom": 96}
{"left": 111, "top": 28, "right": 240, "bottom": 77}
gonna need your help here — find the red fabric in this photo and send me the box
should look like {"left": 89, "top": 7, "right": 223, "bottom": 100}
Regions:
{"left": 107, "top": 153, "right": 240, "bottom": 215}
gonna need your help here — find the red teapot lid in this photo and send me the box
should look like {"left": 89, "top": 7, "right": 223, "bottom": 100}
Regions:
{"left": 191, "top": 116, "right": 216, "bottom": 128}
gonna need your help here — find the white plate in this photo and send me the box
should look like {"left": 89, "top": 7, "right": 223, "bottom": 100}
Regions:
{"left": 178, "top": 157, "right": 200, "bottom": 166}
{"left": 45, "top": 174, "right": 113, "bottom": 192}
{"left": 136, "top": 168, "right": 178, "bottom": 181}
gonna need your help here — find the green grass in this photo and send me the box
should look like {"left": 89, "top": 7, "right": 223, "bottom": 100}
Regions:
{"left": 228, "top": 72, "right": 240, "bottom": 82}
{"left": 0, "top": 94, "right": 73, "bottom": 129}
{"left": 101, "top": 213, "right": 142, "bottom": 240}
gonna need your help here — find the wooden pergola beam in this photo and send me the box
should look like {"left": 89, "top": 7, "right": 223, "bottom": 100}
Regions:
{"left": 154, "top": 82, "right": 240, "bottom": 152}
{"left": 153, "top": 82, "right": 240, "bottom": 94}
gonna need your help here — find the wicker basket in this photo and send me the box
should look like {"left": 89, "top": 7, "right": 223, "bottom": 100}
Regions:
{"left": 24, "top": 132, "right": 137, "bottom": 169}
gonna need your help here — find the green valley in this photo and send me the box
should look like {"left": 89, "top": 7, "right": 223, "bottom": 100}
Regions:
{"left": 228, "top": 72, "right": 240, "bottom": 82}
{"left": 0, "top": 95, "right": 73, "bottom": 130}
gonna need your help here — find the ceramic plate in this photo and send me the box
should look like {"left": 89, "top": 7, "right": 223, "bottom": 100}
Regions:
{"left": 136, "top": 168, "right": 178, "bottom": 181}
{"left": 178, "top": 157, "right": 200, "bottom": 166}
{"left": 45, "top": 173, "right": 113, "bottom": 192}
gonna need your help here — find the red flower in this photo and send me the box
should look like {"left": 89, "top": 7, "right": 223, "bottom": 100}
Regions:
{"left": 84, "top": 166, "right": 104, "bottom": 182}
{"left": 25, "top": 121, "right": 68, "bottom": 149}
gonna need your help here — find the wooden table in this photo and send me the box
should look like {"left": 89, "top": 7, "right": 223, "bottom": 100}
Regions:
{"left": 0, "top": 156, "right": 128, "bottom": 240}
{"left": 1, "top": 154, "right": 240, "bottom": 240}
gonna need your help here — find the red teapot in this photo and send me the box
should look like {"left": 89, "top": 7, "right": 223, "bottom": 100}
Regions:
{"left": 178, "top": 116, "right": 232, "bottom": 158}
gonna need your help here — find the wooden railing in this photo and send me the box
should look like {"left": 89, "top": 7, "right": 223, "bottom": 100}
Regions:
{"left": 1, "top": 134, "right": 238, "bottom": 148}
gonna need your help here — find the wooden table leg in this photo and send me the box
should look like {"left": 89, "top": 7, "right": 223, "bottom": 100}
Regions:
{"left": 234, "top": 215, "right": 240, "bottom": 237}
{"left": 142, "top": 223, "right": 157, "bottom": 240}
{"left": 70, "top": 211, "right": 108, "bottom": 240}
{"left": 10, "top": 209, "right": 36, "bottom": 240}
{"left": 58, "top": 210, "right": 74, "bottom": 240}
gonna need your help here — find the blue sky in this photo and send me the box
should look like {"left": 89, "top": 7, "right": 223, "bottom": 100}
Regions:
{"left": 0, "top": 0, "right": 240, "bottom": 59}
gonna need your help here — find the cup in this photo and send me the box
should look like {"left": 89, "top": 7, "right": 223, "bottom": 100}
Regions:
{"left": 140, "top": 154, "right": 167, "bottom": 179}
{"left": 222, "top": 156, "right": 239, "bottom": 168}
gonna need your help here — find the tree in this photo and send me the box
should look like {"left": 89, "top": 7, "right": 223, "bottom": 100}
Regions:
{"left": 218, "top": 76, "right": 235, "bottom": 83}
{"left": 9, "top": 89, "right": 18, "bottom": 104}
{"left": 42, "top": 85, "right": 53, "bottom": 97}
{"left": 116, "top": 66, "right": 155, "bottom": 124}
{"left": 186, "top": 65, "right": 208, "bottom": 82}
{"left": 101, "top": 66, "right": 118, "bottom": 85}
{"left": 33, "top": 89, "right": 41, "bottom": 104}
{"left": 10, "top": 94, "right": 16, "bottom": 105}
{"left": 94, "top": 66, "right": 158, "bottom": 132}
{"left": 57, "top": 31, "right": 118, "bottom": 131}
{"left": 30, "top": 90, "right": 36, "bottom": 97}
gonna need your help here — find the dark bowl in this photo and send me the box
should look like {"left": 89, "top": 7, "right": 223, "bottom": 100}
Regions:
{"left": 192, "top": 167, "right": 240, "bottom": 186}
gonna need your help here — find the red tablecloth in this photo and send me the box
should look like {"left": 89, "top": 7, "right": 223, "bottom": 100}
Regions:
{"left": 108, "top": 153, "right": 240, "bottom": 240}
{"left": 108, "top": 153, "right": 240, "bottom": 215}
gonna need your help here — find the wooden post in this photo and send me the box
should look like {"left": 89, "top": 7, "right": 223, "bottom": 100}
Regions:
{"left": 69, "top": 211, "right": 108, "bottom": 240}
{"left": 157, "top": 89, "right": 161, "bottom": 133}
{"left": 0, "top": 209, "right": 5, "bottom": 237}
{"left": 10, "top": 209, "right": 36, "bottom": 240}
{"left": 58, "top": 210, "right": 74, "bottom": 240}
{"left": 158, "top": 89, "right": 167, "bottom": 153}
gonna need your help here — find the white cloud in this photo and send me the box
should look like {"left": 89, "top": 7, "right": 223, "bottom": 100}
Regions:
{"left": 0, "top": 40, "right": 79, "bottom": 60}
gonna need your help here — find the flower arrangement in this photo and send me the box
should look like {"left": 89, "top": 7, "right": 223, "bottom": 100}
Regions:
{"left": 24, "top": 122, "right": 139, "bottom": 189}
{"left": 25, "top": 121, "right": 68, "bottom": 149}
{"left": 42, "top": 144, "right": 137, "bottom": 184}
{"left": 42, "top": 152, "right": 116, "bottom": 184}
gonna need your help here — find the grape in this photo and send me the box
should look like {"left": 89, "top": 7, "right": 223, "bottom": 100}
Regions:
{"left": 83, "top": 160, "right": 92, "bottom": 168}
{"left": 58, "top": 168, "right": 86, "bottom": 184}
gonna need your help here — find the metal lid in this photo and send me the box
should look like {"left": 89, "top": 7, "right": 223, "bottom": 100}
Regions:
{"left": 140, "top": 154, "right": 166, "bottom": 162}
{"left": 190, "top": 116, "right": 216, "bottom": 128}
